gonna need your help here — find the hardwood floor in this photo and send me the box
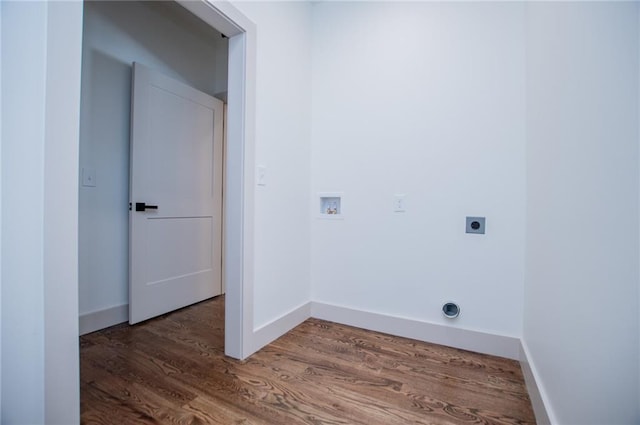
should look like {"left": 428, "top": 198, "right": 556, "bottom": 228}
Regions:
{"left": 80, "top": 296, "right": 536, "bottom": 424}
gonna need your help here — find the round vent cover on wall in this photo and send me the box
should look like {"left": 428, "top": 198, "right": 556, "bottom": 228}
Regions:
{"left": 442, "top": 302, "right": 460, "bottom": 319}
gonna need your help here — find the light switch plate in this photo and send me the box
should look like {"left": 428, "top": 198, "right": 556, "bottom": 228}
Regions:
{"left": 394, "top": 194, "right": 406, "bottom": 212}
{"left": 82, "top": 167, "right": 96, "bottom": 187}
{"left": 257, "top": 165, "right": 267, "bottom": 186}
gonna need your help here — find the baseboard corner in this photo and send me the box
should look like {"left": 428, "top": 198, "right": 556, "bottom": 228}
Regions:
{"left": 519, "top": 340, "right": 554, "bottom": 425}
{"left": 79, "top": 303, "right": 129, "bottom": 336}
{"left": 251, "top": 301, "right": 312, "bottom": 354}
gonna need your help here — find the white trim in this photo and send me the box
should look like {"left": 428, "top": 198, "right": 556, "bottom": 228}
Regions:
{"left": 43, "top": 2, "right": 83, "bottom": 423}
{"left": 520, "top": 340, "right": 556, "bottom": 425}
{"left": 310, "top": 302, "right": 521, "bottom": 360}
{"left": 177, "top": 1, "right": 246, "bottom": 38}
{"left": 237, "top": 21, "right": 257, "bottom": 360}
{"left": 79, "top": 304, "right": 129, "bottom": 336}
{"left": 0, "top": 1, "right": 4, "bottom": 412}
{"left": 251, "top": 302, "right": 312, "bottom": 354}
{"left": 173, "top": 0, "right": 257, "bottom": 360}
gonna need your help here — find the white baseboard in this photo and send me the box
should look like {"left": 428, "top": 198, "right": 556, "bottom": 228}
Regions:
{"left": 79, "top": 303, "right": 129, "bottom": 336}
{"left": 520, "top": 340, "right": 555, "bottom": 424}
{"left": 251, "top": 302, "right": 311, "bottom": 354}
{"left": 310, "top": 301, "right": 521, "bottom": 360}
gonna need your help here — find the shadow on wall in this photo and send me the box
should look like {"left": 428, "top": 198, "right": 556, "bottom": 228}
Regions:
{"left": 88, "top": 1, "right": 227, "bottom": 96}
{"left": 78, "top": 49, "right": 132, "bottom": 314}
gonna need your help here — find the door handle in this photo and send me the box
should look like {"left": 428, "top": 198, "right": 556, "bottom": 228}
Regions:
{"left": 135, "top": 202, "right": 158, "bottom": 212}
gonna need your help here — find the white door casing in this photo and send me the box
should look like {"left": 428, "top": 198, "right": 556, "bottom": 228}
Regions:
{"left": 129, "top": 62, "right": 223, "bottom": 324}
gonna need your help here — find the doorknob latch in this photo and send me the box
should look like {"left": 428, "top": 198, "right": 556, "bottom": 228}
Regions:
{"left": 134, "top": 202, "right": 158, "bottom": 212}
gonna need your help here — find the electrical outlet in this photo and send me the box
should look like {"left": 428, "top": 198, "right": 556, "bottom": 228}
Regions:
{"left": 466, "top": 216, "right": 486, "bottom": 234}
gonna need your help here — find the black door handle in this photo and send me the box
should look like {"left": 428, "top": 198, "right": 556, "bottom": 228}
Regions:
{"left": 135, "top": 202, "right": 158, "bottom": 212}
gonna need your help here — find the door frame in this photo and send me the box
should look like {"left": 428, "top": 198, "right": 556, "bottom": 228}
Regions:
{"left": 174, "top": 1, "right": 256, "bottom": 360}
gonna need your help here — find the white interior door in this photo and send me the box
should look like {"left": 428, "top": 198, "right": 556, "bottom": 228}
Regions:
{"left": 129, "top": 62, "right": 223, "bottom": 325}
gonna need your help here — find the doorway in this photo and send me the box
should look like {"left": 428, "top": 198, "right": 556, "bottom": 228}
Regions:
{"left": 78, "top": 0, "right": 255, "bottom": 361}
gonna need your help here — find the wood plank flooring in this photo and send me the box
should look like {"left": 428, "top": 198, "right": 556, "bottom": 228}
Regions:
{"left": 80, "top": 296, "right": 536, "bottom": 424}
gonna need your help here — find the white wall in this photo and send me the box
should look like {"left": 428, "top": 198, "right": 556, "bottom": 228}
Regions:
{"left": 524, "top": 3, "right": 640, "bottom": 424}
{"left": 1, "top": 1, "right": 82, "bottom": 423}
{"left": 79, "top": 1, "right": 228, "bottom": 318}
{"left": 1, "top": 3, "right": 47, "bottom": 421}
{"left": 311, "top": 2, "right": 526, "bottom": 338}
{"left": 0, "top": 0, "right": 3, "bottom": 411}
{"left": 230, "top": 1, "right": 312, "bottom": 329}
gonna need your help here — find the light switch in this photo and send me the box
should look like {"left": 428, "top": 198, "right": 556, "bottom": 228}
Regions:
{"left": 257, "top": 165, "right": 267, "bottom": 186}
{"left": 394, "top": 194, "right": 406, "bottom": 212}
{"left": 82, "top": 167, "right": 96, "bottom": 187}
